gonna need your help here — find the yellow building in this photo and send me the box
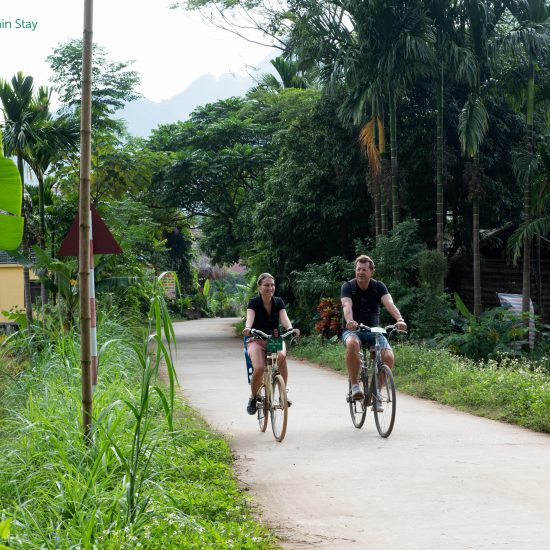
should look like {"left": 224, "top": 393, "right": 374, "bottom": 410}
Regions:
{"left": 0, "top": 252, "right": 39, "bottom": 325}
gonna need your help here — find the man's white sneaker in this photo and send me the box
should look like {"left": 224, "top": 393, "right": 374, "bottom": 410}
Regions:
{"left": 351, "top": 383, "right": 364, "bottom": 400}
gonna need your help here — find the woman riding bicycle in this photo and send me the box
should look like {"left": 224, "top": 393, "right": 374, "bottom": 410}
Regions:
{"left": 243, "top": 273, "right": 299, "bottom": 415}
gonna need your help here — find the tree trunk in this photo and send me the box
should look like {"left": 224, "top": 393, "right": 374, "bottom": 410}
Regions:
{"left": 521, "top": 62, "right": 534, "bottom": 321}
{"left": 436, "top": 64, "right": 444, "bottom": 254}
{"left": 389, "top": 88, "right": 399, "bottom": 229}
{"left": 472, "top": 195, "right": 481, "bottom": 316}
{"left": 80, "top": 0, "right": 94, "bottom": 443}
{"left": 536, "top": 235, "right": 543, "bottom": 318}
{"left": 380, "top": 163, "right": 388, "bottom": 235}
{"left": 374, "top": 175, "right": 381, "bottom": 237}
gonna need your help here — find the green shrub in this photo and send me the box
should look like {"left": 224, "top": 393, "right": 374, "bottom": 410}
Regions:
{"left": 439, "top": 305, "right": 529, "bottom": 361}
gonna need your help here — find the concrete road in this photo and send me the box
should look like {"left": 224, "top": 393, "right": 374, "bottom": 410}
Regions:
{"left": 173, "top": 317, "right": 550, "bottom": 550}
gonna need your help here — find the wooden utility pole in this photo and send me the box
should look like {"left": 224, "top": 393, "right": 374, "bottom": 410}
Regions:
{"left": 80, "top": 0, "right": 93, "bottom": 443}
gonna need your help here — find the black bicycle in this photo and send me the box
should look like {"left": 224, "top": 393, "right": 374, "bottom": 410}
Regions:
{"left": 249, "top": 328, "right": 296, "bottom": 442}
{"left": 346, "top": 324, "right": 403, "bottom": 437}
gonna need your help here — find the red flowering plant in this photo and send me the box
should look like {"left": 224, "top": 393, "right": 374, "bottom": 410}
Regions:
{"left": 315, "top": 298, "right": 342, "bottom": 339}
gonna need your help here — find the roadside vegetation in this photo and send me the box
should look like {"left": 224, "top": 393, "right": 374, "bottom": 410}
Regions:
{"left": 291, "top": 338, "right": 550, "bottom": 433}
{"left": 0, "top": 310, "right": 276, "bottom": 549}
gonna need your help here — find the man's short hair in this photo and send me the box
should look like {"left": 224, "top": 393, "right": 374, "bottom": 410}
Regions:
{"left": 355, "top": 255, "right": 375, "bottom": 270}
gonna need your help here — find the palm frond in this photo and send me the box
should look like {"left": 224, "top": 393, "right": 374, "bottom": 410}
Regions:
{"left": 458, "top": 95, "right": 488, "bottom": 157}
{"left": 506, "top": 216, "right": 550, "bottom": 264}
{"left": 512, "top": 149, "right": 541, "bottom": 187}
{"left": 358, "top": 117, "right": 381, "bottom": 176}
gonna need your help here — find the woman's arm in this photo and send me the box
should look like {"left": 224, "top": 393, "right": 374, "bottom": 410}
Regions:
{"left": 242, "top": 308, "right": 255, "bottom": 335}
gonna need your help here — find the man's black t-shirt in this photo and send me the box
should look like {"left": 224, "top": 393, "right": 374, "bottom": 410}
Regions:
{"left": 247, "top": 295, "right": 286, "bottom": 334}
{"left": 341, "top": 279, "right": 389, "bottom": 327}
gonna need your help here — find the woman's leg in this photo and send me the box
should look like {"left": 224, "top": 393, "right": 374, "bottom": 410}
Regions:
{"left": 249, "top": 346, "right": 266, "bottom": 397}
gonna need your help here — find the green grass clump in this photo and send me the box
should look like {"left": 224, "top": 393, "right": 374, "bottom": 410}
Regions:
{"left": 0, "top": 313, "right": 276, "bottom": 549}
{"left": 291, "top": 336, "right": 550, "bottom": 433}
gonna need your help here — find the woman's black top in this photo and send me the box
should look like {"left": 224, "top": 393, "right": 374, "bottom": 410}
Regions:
{"left": 247, "top": 295, "right": 285, "bottom": 334}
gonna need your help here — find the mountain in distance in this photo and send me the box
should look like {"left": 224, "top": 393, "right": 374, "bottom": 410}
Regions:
{"left": 118, "top": 55, "right": 277, "bottom": 137}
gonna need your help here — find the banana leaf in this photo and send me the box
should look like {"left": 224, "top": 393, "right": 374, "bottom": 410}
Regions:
{"left": 0, "top": 130, "right": 24, "bottom": 251}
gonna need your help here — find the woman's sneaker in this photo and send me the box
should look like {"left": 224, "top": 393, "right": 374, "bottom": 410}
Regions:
{"left": 246, "top": 397, "right": 257, "bottom": 415}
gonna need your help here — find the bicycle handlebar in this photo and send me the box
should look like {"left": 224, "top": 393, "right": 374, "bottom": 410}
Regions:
{"left": 358, "top": 323, "right": 407, "bottom": 335}
{"left": 249, "top": 328, "right": 297, "bottom": 340}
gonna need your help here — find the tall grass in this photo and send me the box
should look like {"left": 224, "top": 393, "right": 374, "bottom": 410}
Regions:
{"left": 0, "top": 285, "right": 276, "bottom": 548}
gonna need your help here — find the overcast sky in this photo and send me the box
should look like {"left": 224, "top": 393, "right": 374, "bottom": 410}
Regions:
{"left": 0, "top": 0, "right": 275, "bottom": 103}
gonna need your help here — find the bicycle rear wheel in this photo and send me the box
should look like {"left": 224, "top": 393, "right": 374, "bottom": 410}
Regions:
{"left": 348, "top": 371, "right": 367, "bottom": 429}
{"left": 270, "top": 375, "right": 288, "bottom": 442}
{"left": 374, "top": 364, "right": 396, "bottom": 438}
{"left": 257, "top": 383, "right": 268, "bottom": 432}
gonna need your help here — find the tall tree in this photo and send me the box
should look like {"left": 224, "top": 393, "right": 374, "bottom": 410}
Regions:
{"left": 150, "top": 97, "right": 275, "bottom": 264}
{"left": 25, "top": 88, "right": 79, "bottom": 304}
{"left": 288, "top": 0, "right": 434, "bottom": 230}
{"left": 457, "top": 0, "right": 500, "bottom": 316}
{"left": 46, "top": 37, "right": 141, "bottom": 134}
{"left": 425, "top": 0, "right": 476, "bottom": 253}
{"left": 503, "top": 0, "right": 550, "bottom": 317}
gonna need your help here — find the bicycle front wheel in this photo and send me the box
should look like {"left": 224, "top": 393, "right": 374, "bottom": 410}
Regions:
{"left": 374, "top": 364, "right": 396, "bottom": 438}
{"left": 270, "top": 375, "right": 288, "bottom": 442}
{"left": 257, "top": 383, "right": 268, "bottom": 432}
{"left": 348, "top": 371, "right": 367, "bottom": 429}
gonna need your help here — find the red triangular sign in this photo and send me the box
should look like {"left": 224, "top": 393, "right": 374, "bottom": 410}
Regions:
{"left": 57, "top": 205, "right": 123, "bottom": 257}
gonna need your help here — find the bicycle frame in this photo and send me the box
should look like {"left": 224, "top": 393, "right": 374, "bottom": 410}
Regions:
{"left": 348, "top": 324, "right": 399, "bottom": 437}
{"left": 249, "top": 328, "right": 295, "bottom": 442}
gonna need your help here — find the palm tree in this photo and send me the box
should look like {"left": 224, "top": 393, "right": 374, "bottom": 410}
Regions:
{"left": 459, "top": 96, "right": 489, "bottom": 316}
{"left": 25, "top": 89, "right": 79, "bottom": 304}
{"left": 287, "top": 0, "right": 434, "bottom": 232}
{"left": 359, "top": 0, "right": 434, "bottom": 229}
{"left": 502, "top": 0, "right": 550, "bottom": 318}
{"left": 425, "top": 0, "right": 477, "bottom": 253}
{"left": 457, "top": 0, "right": 497, "bottom": 316}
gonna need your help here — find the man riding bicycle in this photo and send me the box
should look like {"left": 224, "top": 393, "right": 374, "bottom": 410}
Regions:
{"left": 341, "top": 255, "right": 407, "bottom": 404}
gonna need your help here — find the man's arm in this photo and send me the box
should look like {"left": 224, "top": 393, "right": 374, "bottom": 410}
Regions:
{"left": 341, "top": 297, "right": 358, "bottom": 331}
{"left": 381, "top": 294, "right": 407, "bottom": 331}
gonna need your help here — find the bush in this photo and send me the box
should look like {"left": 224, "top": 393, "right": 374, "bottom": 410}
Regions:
{"left": 291, "top": 257, "right": 353, "bottom": 332}
{"left": 438, "top": 305, "right": 529, "bottom": 361}
{"left": 314, "top": 298, "right": 342, "bottom": 339}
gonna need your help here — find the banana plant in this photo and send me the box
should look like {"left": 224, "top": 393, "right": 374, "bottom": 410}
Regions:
{"left": 0, "top": 129, "right": 23, "bottom": 250}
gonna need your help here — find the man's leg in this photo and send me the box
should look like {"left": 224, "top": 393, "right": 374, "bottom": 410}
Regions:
{"left": 380, "top": 347, "right": 395, "bottom": 369}
{"left": 378, "top": 345, "right": 394, "bottom": 391}
{"left": 344, "top": 334, "right": 361, "bottom": 384}
{"left": 276, "top": 349, "right": 288, "bottom": 385}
